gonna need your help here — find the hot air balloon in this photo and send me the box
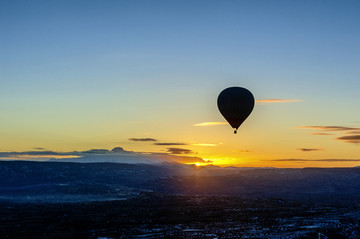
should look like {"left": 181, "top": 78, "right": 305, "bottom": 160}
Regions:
{"left": 217, "top": 87, "right": 255, "bottom": 134}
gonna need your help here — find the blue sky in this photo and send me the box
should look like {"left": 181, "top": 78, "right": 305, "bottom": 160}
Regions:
{"left": 1, "top": 0, "right": 360, "bottom": 167}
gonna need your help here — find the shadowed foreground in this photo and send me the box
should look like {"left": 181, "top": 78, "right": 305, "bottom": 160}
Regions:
{"left": 2, "top": 161, "right": 360, "bottom": 238}
{"left": 1, "top": 193, "right": 360, "bottom": 238}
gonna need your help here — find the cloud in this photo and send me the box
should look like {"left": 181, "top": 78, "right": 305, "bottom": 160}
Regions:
{"left": 33, "top": 147, "right": 46, "bottom": 150}
{"left": 311, "top": 133, "right": 333, "bottom": 135}
{"left": 297, "top": 148, "right": 324, "bottom": 152}
{"left": 0, "top": 147, "right": 204, "bottom": 165}
{"left": 256, "top": 99, "right": 302, "bottom": 103}
{"left": 191, "top": 143, "right": 217, "bottom": 147}
{"left": 128, "top": 138, "right": 157, "bottom": 142}
{"left": 111, "top": 147, "right": 126, "bottom": 152}
{"left": 232, "top": 149, "right": 250, "bottom": 153}
{"left": 299, "top": 125, "right": 360, "bottom": 145}
{"left": 3, "top": 150, "right": 75, "bottom": 156}
{"left": 0, "top": 151, "right": 81, "bottom": 161}
{"left": 299, "top": 126, "right": 360, "bottom": 131}
{"left": 74, "top": 148, "right": 132, "bottom": 155}
{"left": 271, "top": 159, "right": 360, "bottom": 162}
{"left": 167, "top": 148, "right": 193, "bottom": 154}
{"left": 336, "top": 135, "right": 360, "bottom": 144}
{"left": 0, "top": 147, "right": 130, "bottom": 160}
{"left": 155, "top": 142, "right": 217, "bottom": 147}
{"left": 193, "top": 122, "right": 227, "bottom": 127}
{"left": 80, "top": 149, "right": 111, "bottom": 154}
{"left": 154, "top": 142, "right": 187, "bottom": 146}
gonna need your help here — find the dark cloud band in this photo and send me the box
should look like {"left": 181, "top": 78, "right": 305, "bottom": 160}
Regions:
{"left": 300, "top": 126, "right": 360, "bottom": 131}
{"left": 0, "top": 147, "right": 203, "bottom": 165}
{"left": 336, "top": 135, "right": 360, "bottom": 144}
{"left": 299, "top": 125, "right": 360, "bottom": 145}
{"left": 154, "top": 143, "right": 187, "bottom": 146}
{"left": 167, "top": 148, "right": 193, "bottom": 154}
{"left": 128, "top": 138, "right": 157, "bottom": 142}
{"left": 297, "top": 148, "right": 323, "bottom": 152}
{"left": 271, "top": 159, "right": 360, "bottom": 162}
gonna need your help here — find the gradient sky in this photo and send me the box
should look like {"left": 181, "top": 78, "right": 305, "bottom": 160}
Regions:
{"left": 1, "top": 0, "right": 360, "bottom": 167}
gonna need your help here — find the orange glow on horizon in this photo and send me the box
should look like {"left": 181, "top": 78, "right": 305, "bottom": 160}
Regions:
{"left": 186, "top": 162, "right": 210, "bottom": 167}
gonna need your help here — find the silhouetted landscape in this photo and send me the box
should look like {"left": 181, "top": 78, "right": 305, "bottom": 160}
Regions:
{"left": 1, "top": 161, "right": 360, "bottom": 238}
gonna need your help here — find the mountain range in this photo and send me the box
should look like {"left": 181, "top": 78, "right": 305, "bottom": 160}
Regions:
{"left": 1, "top": 160, "right": 360, "bottom": 205}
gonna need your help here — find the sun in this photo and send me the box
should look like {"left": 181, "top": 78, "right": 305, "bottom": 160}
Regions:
{"left": 185, "top": 162, "right": 209, "bottom": 167}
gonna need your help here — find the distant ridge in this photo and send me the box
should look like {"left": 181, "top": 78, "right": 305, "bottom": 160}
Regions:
{"left": 1, "top": 161, "right": 360, "bottom": 205}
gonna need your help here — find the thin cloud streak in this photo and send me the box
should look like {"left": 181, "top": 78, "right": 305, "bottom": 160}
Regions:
{"left": 271, "top": 159, "right": 360, "bottom": 162}
{"left": 232, "top": 150, "right": 250, "bottom": 153}
{"left": 297, "top": 148, "right": 324, "bottom": 152}
{"left": 129, "top": 138, "right": 157, "bottom": 142}
{"left": 299, "top": 125, "right": 360, "bottom": 145}
{"left": 194, "top": 122, "right": 227, "bottom": 127}
{"left": 0, "top": 147, "right": 204, "bottom": 164}
{"left": 0, "top": 154, "right": 82, "bottom": 161}
{"left": 299, "top": 126, "right": 360, "bottom": 131}
{"left": 256, "top": 99, "right": 302, "bottom": 103}
{"left": 167, "top": 148, "right": 193, "bottom": 155}
{"left": 191, "top": 143, "right": 217, "bottom": 147}
{"left": 336, "top": 135, "right": 360, "bottom": 144}
{"left": 311, "top": 133, "right": 333, "bottom": 135}
{"left": 154, "top": 143, "right": 187, "bottom": 146}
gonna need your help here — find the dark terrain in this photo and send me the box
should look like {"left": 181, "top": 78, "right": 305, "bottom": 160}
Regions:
{"left": 2, "top": 161, "right": 360, "bottom": 205}
{"left": 1, "top": 161, "right": 360, "bottom": 238}
{"left": 1, "top": 194, "right": 360, "bottom": 238}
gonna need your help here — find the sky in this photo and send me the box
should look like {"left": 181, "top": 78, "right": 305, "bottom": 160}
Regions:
{"left": 1, "top": 0, "right": 360, "bottom": 168}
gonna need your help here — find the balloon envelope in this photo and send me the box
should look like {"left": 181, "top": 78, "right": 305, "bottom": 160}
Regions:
{"left": 217, "top": 87, "right": 255, "bottom": 133}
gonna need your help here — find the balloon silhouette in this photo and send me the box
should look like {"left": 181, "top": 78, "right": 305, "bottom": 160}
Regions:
{"left": 217, "top": 87, "right": 255, "bottom": 134}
